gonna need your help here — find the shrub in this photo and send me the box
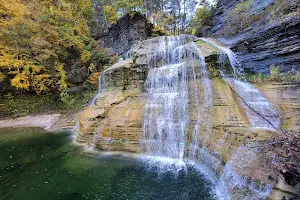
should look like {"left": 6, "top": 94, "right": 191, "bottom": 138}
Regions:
{"left": 247, "top": 72, "right": 265, "bottom": 84}
{"left": 270, "top": 65, "right": 280, "bottom": 81}
{"left": 189, "top": 5, "right": 213, "bottom": 35}
{"left": 88, "top": 72, "right": 101, "bottom": 89}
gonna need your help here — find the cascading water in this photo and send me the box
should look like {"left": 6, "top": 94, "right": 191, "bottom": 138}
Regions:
{"left": 228, "top": 79, "right": 280, "bottom": 129}
{"left": 140, "top": 36, "right": 230, "bottom": 200}
{"left": 200, "top": 38, "right": 244, "bottom": 79}
{"left": 200, "top": 38, "right": 280, "bottom": 130}
{"left": 142, "top": 35, "right": 214, "bottom": 163}
{"left": 91, "top": 73, "right": 105, "bottom": 105}
{"left": 143, "top": 62, "right": 189, "bottom": 159}
{"left": 75, "top": 34, "right": 283, "bottom": 200}
{"left": 200, "top": 38, "right": 277, "bottom": 199}
{"left": 142, "top": 35, "right": 196, "bottom": 160}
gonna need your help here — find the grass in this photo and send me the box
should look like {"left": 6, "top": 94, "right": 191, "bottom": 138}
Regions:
{"left": 245, "top": 70, "right": 300, "bottom": 84}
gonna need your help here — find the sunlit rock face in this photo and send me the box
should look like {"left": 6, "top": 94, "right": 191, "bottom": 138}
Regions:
{"left": 77, "top": 36, "right": 221, "bottom": 153}
{"left": 77, "top": 58, "right": 147, "bottom": 152}
{"left": 258, "top": 82, "right": 300, "bottom": 131}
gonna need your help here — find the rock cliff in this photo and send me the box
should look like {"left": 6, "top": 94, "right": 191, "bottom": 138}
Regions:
{"left": 101, "top": 12, "right": 164, "bottom": 56}
{"left": 77, "top": 37, "right": 300, "bottom": 199}
{"left": 206, "top": 0, "right": 300, "bottom": 74}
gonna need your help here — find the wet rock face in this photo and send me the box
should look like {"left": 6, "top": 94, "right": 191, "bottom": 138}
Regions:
{"left": 77, "top": 40, "right": 220, "bottom": 152}
{"left": 208, "top": 0, "right": 300, "bottom": 74}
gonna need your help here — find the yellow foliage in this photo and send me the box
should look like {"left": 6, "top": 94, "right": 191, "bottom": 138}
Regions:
{"left": 32, "top": 74, "right": 53, "bottom": 94}
{"left": 11, "top": 73, "right": 30, "bottom": 90}
{"left": 88, "top": 72, "right": 100, "bottom": 89}
{"left": 55, "top": 63, "right": 68, "bottom": 92}
{"left": 0, "top": 0, "right": 30, "bottom": 27}
{"left": 0, "top": 0, "right": 98, "bottom": 97}
{"left": 103, "top": 6, "right": 118, "bottom": 24}
{"left": 81, "top": 50, "right": 92, "bottom": 63}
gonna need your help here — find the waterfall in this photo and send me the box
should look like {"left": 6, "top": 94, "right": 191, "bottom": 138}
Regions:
{"left": 142, "top": 35, "right": 215, "bottom": 162}
{"left": 218, "top": 147, "right": 273, "bottom": 200}
{"left": 75, "top": 35, "right": 282, "bottom": 199}
{"left": 91, "top": 73, "right": 105, "bottom": 105}
{"left": 200, "top": 38, "right": 276, "bottom": 199}
{"left": 142, "top": 35, "right": 196, "bottom": 160}
{"left": 226, "top": 79, "right": 280, "bottom": 129}
{"left": 200, "top": 38, "right": 244, "bottom": 79}
{"left": 200, "top": 38, "right": 280, "bottom": 130}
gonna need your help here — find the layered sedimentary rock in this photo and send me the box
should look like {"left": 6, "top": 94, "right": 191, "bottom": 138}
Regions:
{"left": 77, "top": 58, "right": 147, "bottom": 152}
{"left": 258, "top": 82, "right": 300, "bottom": 131}
{"left": 205, "top": 0, "right": 300, "bottom": 74}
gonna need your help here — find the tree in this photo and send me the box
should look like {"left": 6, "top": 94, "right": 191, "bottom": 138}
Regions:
{"left": 101, "top": 0, "right": 144, "bottom": 18}
{"left": 188, "top": 4, "right": 213, "bottom": 35}
{"left": 103, "top": 6, "right": 118, "bottom": 24}
{"left": 0, "top": 0, "right": 110, "bottom": 100}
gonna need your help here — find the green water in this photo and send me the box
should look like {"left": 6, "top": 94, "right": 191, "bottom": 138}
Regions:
{"left": 0, "top": 128, "right": 216, "bottom": 200}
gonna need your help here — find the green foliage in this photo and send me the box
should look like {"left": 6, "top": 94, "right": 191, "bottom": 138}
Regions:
{"left": 58, "top": 88, "right": 97, "bottom": 109}
{"left": 245, "top": 65, "right": 300, "bottom": 84}
{"left": 270, "top": 65, "right": 280, "bottom": 81}
{"left": 116, "top": 0, "right": 144, "bottom": 14}
{"left": 268, "top": 0, "right": 300, "bottom": 23}
{"left": 0, "top": 88, "right": 97, "bottom": 117}
{"left": 189, "top": 5, "right": 213, "bottom": 35}
{"left": 222, "top": 0, "right": 300, "bottom": 36}
{"left": 0, "top": 93, "right": 57, "bottom": 118}
{"left": 101, "top": 0, "right": 144, "bottom": 18}
{"left": 152, "top": 25, "right": 169, "bottom": 36}
{"left": 246, "top": 72, "right": 265, "bottom": 84}
{"left": 103, "top": 5, "right": 118, "bottom": 24}
{"left": 101, "top": 0, "right": 201, "bottom": 35}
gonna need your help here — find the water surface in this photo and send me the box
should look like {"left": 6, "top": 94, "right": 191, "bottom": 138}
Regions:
{"left": 0, "top": 128, "right": 216, "bottom": 200}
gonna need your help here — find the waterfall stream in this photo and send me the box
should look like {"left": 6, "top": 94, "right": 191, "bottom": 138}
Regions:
{"left": 199, "top": 38, "right": 277, "bottom": 199}
{"left": 142, "top": 35, "right": 195, "bottom": 160}
{"left": 140, "top": 36, "right": 279, "bottom": 199}
{"left": 200, "top": 38, "right": 280, "bottom": 130}
{"left": 142, "top": 35, "right": 214, "bottom": 162}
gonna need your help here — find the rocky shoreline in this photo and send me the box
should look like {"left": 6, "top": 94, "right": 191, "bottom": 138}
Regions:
{"left": 0, "top": 111, "right": 79, "bottom": 131}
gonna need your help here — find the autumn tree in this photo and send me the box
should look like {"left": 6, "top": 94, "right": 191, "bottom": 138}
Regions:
{"left": 0, "top": 0, "right": 110, "bottom": 102}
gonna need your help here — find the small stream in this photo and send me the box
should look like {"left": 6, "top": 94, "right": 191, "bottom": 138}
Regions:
{"left": 0, "top": 128, "right": 217, "bottom": 200}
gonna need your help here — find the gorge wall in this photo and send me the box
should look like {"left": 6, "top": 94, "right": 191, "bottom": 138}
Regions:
{"left": 91, "top": 1, "right": 163, "bottom": 56}
{"left": 205, "top": 0, "right": 300, "bottom": 74}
